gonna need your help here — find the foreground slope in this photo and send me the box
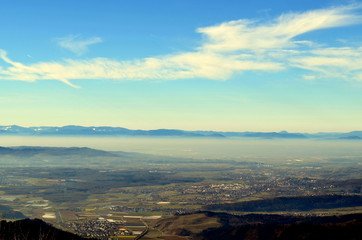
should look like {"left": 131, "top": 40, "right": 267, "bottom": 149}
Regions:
{"left": 0, "top": 218, "right": 91, "bottom": 240}
{"left": 151, "top": 211, "right": 362, "bottom": 240}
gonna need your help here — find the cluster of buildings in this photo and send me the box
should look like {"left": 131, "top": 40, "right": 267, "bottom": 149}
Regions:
{"left": 68, "top": 219, "right": 131, "bottom": 239}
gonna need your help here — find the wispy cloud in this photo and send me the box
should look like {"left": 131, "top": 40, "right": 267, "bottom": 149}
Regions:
{"left": 290, "top": 46, "right": 362, "bottom": 81}
{"left": 197, "top": 5, "right": 362, "bottom": 52}
{"left": 0, "top": 51, "right": 282, "bottom": 88}
{"left": 55, "top": 35, "right": 102, "bottom": 55}
{"left": 0, "top": 5, "right": 362, "bottom": 87}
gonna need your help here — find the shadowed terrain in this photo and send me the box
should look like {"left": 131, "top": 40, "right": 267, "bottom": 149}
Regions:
{"left": 152, "top": 211, "right": 362, "bottom": 240}
{"left": 0, "top": 218, "right": 91, "bottom": 240}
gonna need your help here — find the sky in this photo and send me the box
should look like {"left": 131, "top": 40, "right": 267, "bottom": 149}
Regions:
{"left": 1, "top": 0, "right": 362, "bottom": 132}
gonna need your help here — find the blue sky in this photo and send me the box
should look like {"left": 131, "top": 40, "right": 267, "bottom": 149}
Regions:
{"left": 1, "top": 0, "right": 362, "bottom": 132}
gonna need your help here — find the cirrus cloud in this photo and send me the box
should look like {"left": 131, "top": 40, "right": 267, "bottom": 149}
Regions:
{"left": 1, "top": 5, "right": 362, "bottom": 87}
{"left": 197, "top": 4, "right": 362, "bottom": 52}
{"left": 0, "top": 51, "right": 282, "bottom": 88}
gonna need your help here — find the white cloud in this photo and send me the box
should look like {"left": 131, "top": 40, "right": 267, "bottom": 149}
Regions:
{"left": 311, "top": 47, "right": 362, "bottom": 56}
{"left": 56, "top": 35, "right": 102, "bottom": 55}
{"left": 290, "top": 46, "right": 362, "bottom": 81}
{"left": 0, "top": 51, "right": 282, "bottom": 88}
{"left": 197, "top": 5, "right": 362, "bottom": 52}
{"left": 0, "top": 5, "right": 362, "bottom": 87}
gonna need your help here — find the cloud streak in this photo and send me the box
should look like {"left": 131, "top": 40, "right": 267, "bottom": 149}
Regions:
{"left": 0, "top": 51, "right": 282, "bottom": 88}
{"left": 290, "top": 46, "right": 362, "bottom": 81}
{"left": 0, "top": 5, "right": 362, "bottom": 87}
{"left": 198, "top": 5, "right": 362, "bottom": 52}
{"left": 56, "top": 35, "right": 102, "bottom": 55}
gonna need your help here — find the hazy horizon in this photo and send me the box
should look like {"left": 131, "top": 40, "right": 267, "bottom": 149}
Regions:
{"left": 1, "top": 136, "right": 362, "bottom": 161}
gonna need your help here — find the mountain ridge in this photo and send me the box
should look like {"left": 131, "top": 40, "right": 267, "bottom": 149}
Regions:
{"left": 1, "top": 125, "right": 361, "bottom": 139}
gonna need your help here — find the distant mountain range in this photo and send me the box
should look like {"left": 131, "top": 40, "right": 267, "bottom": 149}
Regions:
{"left": 0, "top": 125, "right": 361, "bottom": 139}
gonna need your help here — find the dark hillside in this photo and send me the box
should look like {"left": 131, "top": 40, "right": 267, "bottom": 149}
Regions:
{"left": 205, "top": 195, "right": 362, "bottom": 212}
{"left": 153, "top": 211, "right": 362, "bottom": 240}
{"left": 200, "top": 218, "right": 362, "bottom": 240}
{"left": 0, "top": 218, "right": 92, "bottom": 240}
